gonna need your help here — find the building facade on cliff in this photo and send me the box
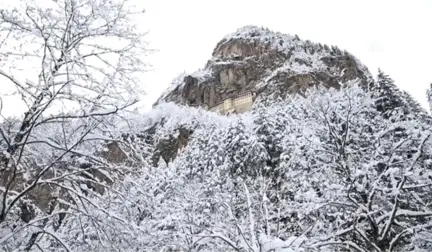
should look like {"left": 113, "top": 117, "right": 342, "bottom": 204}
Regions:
{"left": 206, "top": 91, "right": 256, "bottom": 114}
{"left": 156, "top": 26, "right": 372, "bottom": 115}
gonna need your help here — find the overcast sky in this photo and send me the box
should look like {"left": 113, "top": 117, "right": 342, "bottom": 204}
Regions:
{"left": 1, "top": 0, "right": 431, "bottom": 117}
{"left": 140, "top": 0, "right": 432, "bottom": 109}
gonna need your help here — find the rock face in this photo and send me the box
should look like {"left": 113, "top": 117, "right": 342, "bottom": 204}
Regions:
{"left": 151, "top": 127, "right": 193, "bottom": 166}
{"left": 156, "top": 26, "right": 373, "bottom": 108}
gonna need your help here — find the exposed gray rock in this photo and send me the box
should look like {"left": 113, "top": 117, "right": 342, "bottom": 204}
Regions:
{"left": 155, "top": 26, "right": 373, "bottom": 108}
{"left": 151, "top": 127, "right": 193, "bottom": 166}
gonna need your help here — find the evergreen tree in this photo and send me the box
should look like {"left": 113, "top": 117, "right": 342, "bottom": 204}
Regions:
{"left": 253, "top": 98, "right": 290, "bottom": 169}
{"left": 401, "top": 90, "right": 427, "bottom": 119}
{"left": 372, "top": 69, "right": 405, "bottom": 119}
{"left": 4, "top": 82, "right": 432, "bottom": 251}
{"left": 427, "top": 83, "right": 432, "bottom": 113}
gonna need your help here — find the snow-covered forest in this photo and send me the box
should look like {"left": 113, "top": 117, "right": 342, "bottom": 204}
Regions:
{"left": 2, "top": 78, "right": 432, "bottom": 251}
{"left": 1, "top": 0, "right": 432, "bottom": 252}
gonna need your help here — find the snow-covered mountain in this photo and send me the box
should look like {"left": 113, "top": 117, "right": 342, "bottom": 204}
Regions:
{"left": 156, "top": 26, "right": 373, "bottom": 107}
{"left": 2, "top": 26, "right": 432, "bottom": 252}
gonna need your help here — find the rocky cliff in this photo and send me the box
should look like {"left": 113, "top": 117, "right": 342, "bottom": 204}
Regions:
{"left": 156, "top": 26, "right": 374, "bottom": 107}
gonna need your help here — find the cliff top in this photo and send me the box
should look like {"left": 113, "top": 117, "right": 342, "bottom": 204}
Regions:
{"left": 156, "top": 26, "right": 372, "bottom": 108}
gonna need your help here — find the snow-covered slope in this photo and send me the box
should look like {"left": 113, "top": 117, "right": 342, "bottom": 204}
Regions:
{"left": 5, "top": 24, "right": 432, "bottom": 252}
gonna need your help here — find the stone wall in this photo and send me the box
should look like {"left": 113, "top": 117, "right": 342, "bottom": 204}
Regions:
{"left": 233, "top": 94, "right": 253, "bottom": 113}
{"left": 209, "top": 102, "right": 225, "bottom": 112}
{"left": 208, "top": 92, "right": 254, "bottom": 114}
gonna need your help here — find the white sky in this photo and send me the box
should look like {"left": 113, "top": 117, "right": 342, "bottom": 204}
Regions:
{"left": 140, "top": 0, "right": 432, "bottom": 109}
{"left": 1, "top": 0, "right": 432, "bottom": 117}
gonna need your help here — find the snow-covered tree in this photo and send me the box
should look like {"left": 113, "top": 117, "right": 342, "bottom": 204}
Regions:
{"left": 2, "top": 39, "right": 430, "bottom": 252}
{"left": 136, "top": 83, "right": 432, "bottom": 252}
{"left": 371, "top": 69, "right": 406, "bottom": 120}
{"left": 400, "top": 90, "right": 427, "bottom": 119}
{"left": 0, "top": 0, "right": 148, "bottom": 250}
{"left": 427, "top": 83, "right": 432, "bottom": 113}
{"left": 272, "top": 84, "right": 432, "bottom": 252}
{"left": 253, "top": 98, "right": 290, "bottom": 169}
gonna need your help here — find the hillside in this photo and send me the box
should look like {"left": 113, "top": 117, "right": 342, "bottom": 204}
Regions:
{"left": 2, "top": 25, "right": 432, "bottom": 252}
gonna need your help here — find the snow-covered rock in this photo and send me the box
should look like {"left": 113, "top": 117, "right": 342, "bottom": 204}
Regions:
{"left": 156, "top": 25, "right": 373, "bottom": 108}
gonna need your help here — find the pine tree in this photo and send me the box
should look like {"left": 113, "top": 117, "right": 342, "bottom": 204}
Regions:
{"left": 427, "top": 83, "right": 432, "bottom": 113}
{"left": 253, "top": 99, "right": 289, "bottom": 170}
{"left": 372, "top": 69, "right": 405, "bottom": 119}
{"left": 224, "top": 121, "right": 268, "bottom": 177}
{"left": 401, "top": 90, "right": 426, "bottom": 119}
